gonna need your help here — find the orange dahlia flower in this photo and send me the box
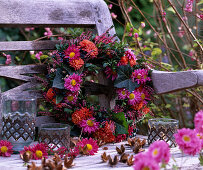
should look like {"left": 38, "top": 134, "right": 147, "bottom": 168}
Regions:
{"left": 69, "top": 58, "right": 84, "bottom": 70}
{"left": 79, "top": 39, "right": 98, "bottom": 57}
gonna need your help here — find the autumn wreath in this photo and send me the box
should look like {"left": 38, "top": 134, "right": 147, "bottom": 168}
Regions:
{"left": 41, "top": 30, "right": 153, "bottom": 143}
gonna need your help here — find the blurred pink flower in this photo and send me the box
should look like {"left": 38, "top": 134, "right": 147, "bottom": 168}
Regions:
{"left": 141, "top": 22, "right": 145, "bottom": 28}
{"left": 111, "top": 12, "right": 117, "bottom": 19}
{"left": 185, "top": 0, "right": 194, "bottom": 12}
{"left": 108, "top": 4, "right": 113, "bottom": 9}
{"left": 148, "top": 140, "right": 170, "bottom": 164}
{"left": 32, "top": 143, "right": 48, "bottom": 160}
{"left": 64, "top": 45, "right": 80, "bottom": 59}
{"left": 133, "top": 152, "right": 160, "bottom": 170}
{"left": 194, "top": 110, "right": 203, "bottom": 134}
{"left": 44, "top": 28, "right": 53, "bottom": 38}
{"left": 127, "top": 6, "right": 133, "bottom": 13}
{"left": 134, "top": 33, "right": 139, "bottom": 38}
{"left": 174, "top": 128, "right": 201, "bottom": 155}
{"left": 35, "top": 51, "right": 43, "bottom": 60}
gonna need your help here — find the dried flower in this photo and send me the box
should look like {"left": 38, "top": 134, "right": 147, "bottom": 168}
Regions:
{"left": 75, "top": 138, "right": 98, "bottom": 155}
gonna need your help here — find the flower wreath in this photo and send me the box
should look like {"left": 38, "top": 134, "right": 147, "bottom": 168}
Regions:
{"left": 41, "top": 30, "right": 153, "bottom": 143}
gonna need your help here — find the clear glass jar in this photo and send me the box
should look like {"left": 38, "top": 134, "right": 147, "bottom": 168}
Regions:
{"left": 1, "top": 95, "right": 37, "bottom": 152}
{"left": 39, "top": 123, "right": 70, "bottom": 150}
{"left": 148, "top": 118, "right": 179, "bottom": 147}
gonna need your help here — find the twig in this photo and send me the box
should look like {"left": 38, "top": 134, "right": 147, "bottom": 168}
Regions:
{"left": 166, "top": 0, "right": 203, "bottom": 51}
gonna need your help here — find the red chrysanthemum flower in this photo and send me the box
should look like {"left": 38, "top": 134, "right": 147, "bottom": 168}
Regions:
{"left": 74, "top": 138, "right": 98, "bottom": 155}
{"left": 72, "top": 107, "right": 92, "bottom": 124}
{"left": 32, "top": 143, "right": 48, "bottom": 160}
{"left": 64, "top": 45, "right": 80, "bottom": 59}
{"left": 79, "top": 39, "right": 98, "bottom": 58}
{"left": 0, "top": 140, "right": 13, "bottom": 157}
{"left": 93, "top": 121, "right": 115, "bottom": 143}
{"left": 69, "top": 57, "right": 84, "bottom": 70}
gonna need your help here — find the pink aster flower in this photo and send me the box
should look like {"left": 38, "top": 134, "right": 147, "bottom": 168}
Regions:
{"left": 64, "top": 92, "right": 78, "bottom": 105}
{"left": 105, "top": 67, "right": 117, "bottom": 81}
{"left": 133, "top": 152, "right": 160, "bottom": 170}
{"left": 0, "top": 140, "right": 13, "bottom": 157}
{"left": 194, "top": 110, "right": 203, "bottom": 134}
{"left": 64, "top": 73, "right": 82, "bottom": 92}
{"left": 127, "top": 90, "right": 142, "bottom": 105}
{"left": 80, "top": 118, "right": 99, "bottom": 134}
{"left": 117, "top": 88, "right": 128, "bottom": 100}
{"left": 174, "top": 128, "right": 201, "bottom": 155}
{"left": 64, "top": 45, "right": 80, "bottom": 59}
{"left": 75, "top": 138, "right": 98, "bottom": 155}
{"left": 132, "top": 69, "right": 151, "bottom": 84}
{"left": 139, "top": 88, "right": 151, "bottom": 105}
{"left": 32, "top": 143, "right": 48, "bottom": 160}
{"left": 148, "top": 140, "right": 170, "bottom": 164}
{"left": 20, "top": 145, "right": 33, "bottom": 155}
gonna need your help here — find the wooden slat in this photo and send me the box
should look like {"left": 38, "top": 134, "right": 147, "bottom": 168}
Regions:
{"left": 152, "top": 70, "right": 203, "bottom": 94}
{"left": 0, "top": 0, "right": 95, "bottom": 26}
{"left": 0, "top": 40, "right": 59, "bottom": 51}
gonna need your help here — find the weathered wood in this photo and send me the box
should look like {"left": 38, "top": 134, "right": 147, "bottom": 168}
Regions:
{"left": 0, "top": 40, "right": 59, "bottom": 51}
{"left": 0, "top": 0, "right": 95, "bottom": 26}
{"left": 152, "top": 70, "right": 203, "bottom": 94}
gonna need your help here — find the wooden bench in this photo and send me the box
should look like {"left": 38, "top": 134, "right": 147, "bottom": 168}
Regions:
{"left": 0, "top": 0, "right": 203, "bottom": 128}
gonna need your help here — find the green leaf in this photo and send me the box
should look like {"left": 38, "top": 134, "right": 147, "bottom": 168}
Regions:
{"left": 56, "top": 94, "right": 63, "bottom": 104}
{"left": 115, "top": 123, "right": 128, "bottom": 135}
{"left": 151, "top": 48, "right": 162, "bottom": 56}
{"left": 115, "top": 79, "right": 139, "bottom": 92}
{"left": 52, "top": 68, "right": 64, "bottom": 89}
{"left": 113, "top": 112, "right": 128, "bottom": 135}
{"left": 64, "top": 108, "right": 72, "bottom": 114}
{"left": 114, "top": 65, "right": 139, "bottom": 92}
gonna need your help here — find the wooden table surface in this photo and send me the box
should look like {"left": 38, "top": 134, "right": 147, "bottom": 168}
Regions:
{"left": 0, "top": 135, "right": 202, "bottom": 170}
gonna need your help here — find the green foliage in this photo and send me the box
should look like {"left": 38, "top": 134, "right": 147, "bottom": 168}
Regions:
{"left": 52, "top": 68, "right": 64, "bottom": 89}
{"left": 113, "top": 112, "right": 128, "bottom": 135}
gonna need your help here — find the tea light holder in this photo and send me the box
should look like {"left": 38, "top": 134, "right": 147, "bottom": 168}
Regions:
{"left": 39, "top": 123, "right": 70, "bottom": 150}
{"left": 1, "top": 95, "right": 36, "bottom": 152}
{"left": 148, "top": 118, "right": 179, "bottom": 147}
